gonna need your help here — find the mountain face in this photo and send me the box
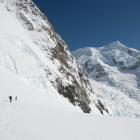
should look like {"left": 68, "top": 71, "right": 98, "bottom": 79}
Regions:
{"left": 73, "top": 41, "right": 140, "bottom": 118}
{"left": 0, "top": 0, "right": 109, "bottom": 114}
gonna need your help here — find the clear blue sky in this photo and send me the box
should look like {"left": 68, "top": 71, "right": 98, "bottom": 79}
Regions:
{"left": 33, "top": 0, "right": 140, "bottom": 51}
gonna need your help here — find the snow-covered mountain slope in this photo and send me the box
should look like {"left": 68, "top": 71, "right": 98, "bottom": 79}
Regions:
{"left": 73, "top": 41, "right": 140, "bottom": 118}
{"left": 0, "top": 0, "right": 108, "bottom": 114}
{"left": 0, "top": 67, "right": 79, "bottom": 112}
{"left": 0, "top": 68, "right": 140, "bottom": 140}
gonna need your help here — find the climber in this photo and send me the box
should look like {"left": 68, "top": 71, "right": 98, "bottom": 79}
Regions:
{"left": 15, "top": 96, "right": 17, "bottom": 101}
{"left": 9, "top": 96, "right": 12, "bottom": 103}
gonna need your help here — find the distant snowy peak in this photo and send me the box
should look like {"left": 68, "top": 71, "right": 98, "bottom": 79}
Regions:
{"left": 74, "top": 41, "right": 140, "bottom": 71}
{"left": 73, "top": 41, "right": 128, "bottom": 58}
{"left": 104, "top": 41, "right": 126, "bottom": 48}
{"left": 73, "top": 42, "right": 140, "bottom": 118}
{"left": 99, "top": 41, "right": 140, "bottom": 71}
{"left": 106, "top": 41, "right": 139, "bottom": 54}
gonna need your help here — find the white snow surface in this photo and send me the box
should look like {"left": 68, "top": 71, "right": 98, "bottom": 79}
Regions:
{"left": 0, "top": 1, "right": 139, "bottom": 139}
{"left": 0, "top": 0, "right": 111, "bottom": 115}
{"left": 73, "top": 41, "right": 140, "bottom": 118}
{"left": 0, "top": 68, "right": 140, "bottom": 140}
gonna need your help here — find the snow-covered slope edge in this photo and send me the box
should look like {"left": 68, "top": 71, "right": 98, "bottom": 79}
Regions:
{"left": 73, "top": 41, "right": 140, "bottom": 118}
{"left": 0, "top": 0, "right": 108, "bottom": 114}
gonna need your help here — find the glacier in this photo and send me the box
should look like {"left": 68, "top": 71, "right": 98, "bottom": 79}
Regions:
{"left": 73, "top": 41, "right": 140, "bottom": 118}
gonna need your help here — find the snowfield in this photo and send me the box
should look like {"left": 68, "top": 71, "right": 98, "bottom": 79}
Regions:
{"left": 0, "top": 0, "right": 140, "bottom": 139}
{"left": 0, "top": 68, "right": 140, "bottom": 140}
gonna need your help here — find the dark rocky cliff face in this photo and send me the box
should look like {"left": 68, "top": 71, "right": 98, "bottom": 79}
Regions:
{"left": 0, "top": 0, "right": 108, "bottom": 114}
